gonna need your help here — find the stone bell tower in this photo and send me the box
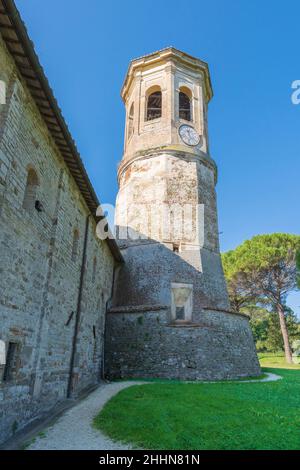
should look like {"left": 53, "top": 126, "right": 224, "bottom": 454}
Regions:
{"left": 105, "top": 48, "right": 261, "bottom": 381}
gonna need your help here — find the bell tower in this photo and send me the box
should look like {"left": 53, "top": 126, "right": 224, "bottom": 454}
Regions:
{"left": 115, "top": 47, "right": 227, "bottom": 307}
{"left": 106, "top": 48, "right": 261, "bottom": 381}
{"left": 122, "top": 47, "right": 211, "bottom": 159}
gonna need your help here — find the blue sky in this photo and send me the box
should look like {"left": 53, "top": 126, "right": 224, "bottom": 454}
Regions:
{"left": 16, "top": 0, "right": 300, "bottom": 314}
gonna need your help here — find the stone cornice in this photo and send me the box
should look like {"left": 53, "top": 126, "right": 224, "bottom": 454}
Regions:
{"left": 117, "top": 147, "right": 218, "bottom": 186}
{"left": 108, "top": 304, "right": 168, "bottom": 314}
{"left": 121, "top": 47, "right": 213, "bottom": 103}
{"left": 203, "top": 307, "right": 250, "bottom": 320}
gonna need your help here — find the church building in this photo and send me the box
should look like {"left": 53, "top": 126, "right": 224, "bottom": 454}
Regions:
{"left": 0, "top": 0, "right": 260, "bottom": 446}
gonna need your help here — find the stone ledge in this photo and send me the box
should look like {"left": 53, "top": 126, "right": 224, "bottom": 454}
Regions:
{"left": 108, "top": 305, "right": 250, "bottom": 320}
{"left": 166, "top": 322, "right": 217, "bottom": 329}
{"left": 203, "top": 307, "right": 250, "bottom": 320}
{"left": 108, "top": 305, "right": 168, "bottom": 314}
{"left": 118, "top": 147, "right": 217, "bottom": 184}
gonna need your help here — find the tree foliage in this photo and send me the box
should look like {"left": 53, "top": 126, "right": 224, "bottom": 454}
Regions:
{"left": 222, "top": 233, "right": 300, "bottom": 362}
{"left": 248, "top": 306, "right": 300, "bottom": 352}
{"left": 297, "top": 250, "right": 300, "bottom": 288}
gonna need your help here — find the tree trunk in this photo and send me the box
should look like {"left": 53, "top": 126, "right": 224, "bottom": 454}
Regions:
{"left": 277, "top": 303, "right": 293, "bottom": 364}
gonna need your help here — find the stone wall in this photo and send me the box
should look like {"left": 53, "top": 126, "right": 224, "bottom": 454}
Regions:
{"left": 0, "top": 34, "right": 115, "bottom": 444}
{"left": 113, "top": 241, "right": 229, "bottom": 314}
{"left": 105, "top": 307, "right": 261, "bottom": 380}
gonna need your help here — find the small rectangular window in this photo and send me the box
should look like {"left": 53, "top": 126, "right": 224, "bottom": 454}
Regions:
{"left": 176, "top": 306, "right": 185, "bottom": 320}
{"left": 92, "top": 257, "right": 97, "bottom": 283}
{"left": 23, "top": 168, "right": 39, "bottom": 212}
{"left": 72, "top": 229, "right": 79, "bottom": 262}
{"left": 171, "top": 283, "right": 193, "bottom": 323}
{"left": 3, "top": 342, "right": 18, "bottom": 382}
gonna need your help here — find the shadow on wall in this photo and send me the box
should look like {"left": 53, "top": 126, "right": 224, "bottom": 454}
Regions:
{"left": 111, "top": 226, "right": 230, "bottom": 318}
{"left": 104, "top": 225, "right": 261, "bottom": 381}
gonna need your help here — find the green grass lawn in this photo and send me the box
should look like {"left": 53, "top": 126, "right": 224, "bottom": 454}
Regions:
{"left": 258, "top": 352, "right": 300, "bottom": 369}
{"left": 94, "top": 365, "right": 300, "bottom": 450}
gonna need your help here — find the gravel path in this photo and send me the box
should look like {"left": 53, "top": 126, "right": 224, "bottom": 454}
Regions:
{"left": 237, "top": 372, "right": 282, "bottom": 383}
{"left": 28, "top": 373, "right": 281, "bottom": 450}
{"left": 28, "top": 381, "right": 144, "bottom": 450}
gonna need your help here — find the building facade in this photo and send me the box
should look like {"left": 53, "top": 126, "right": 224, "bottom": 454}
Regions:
{"left": 0, "top": 0, "right": 122, "bottom": 445}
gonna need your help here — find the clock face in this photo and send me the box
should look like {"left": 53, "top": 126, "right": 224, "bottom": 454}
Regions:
{"left": 179, "top": 125, "right": 200, "bottom": 146}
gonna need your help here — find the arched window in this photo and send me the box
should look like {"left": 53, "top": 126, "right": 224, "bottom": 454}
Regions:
{"left": 146, "top": 88, "right": 162, "bottom": 121}
{"left": 71, "top": 229, "right": 79, "bottom": 262}
{"left": 128, "top": 102, "right": 134, "bottom": 138}
{"left": 23, "top": 167, "right": 39, "bottom": 212}
{"left": 179, "top": 88, "right": 192, "bottom": 121}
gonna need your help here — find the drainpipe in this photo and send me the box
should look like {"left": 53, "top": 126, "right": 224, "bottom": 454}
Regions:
{"left": 67, "top": 214, "right": 90, "bottom": 398}
{"left": 101, "top": 263, "right": 118, "bottom": 380}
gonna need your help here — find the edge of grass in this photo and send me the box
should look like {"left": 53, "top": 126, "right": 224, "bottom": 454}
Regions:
{"left": 112, "top": 372, "right": 268, "bottom": 384}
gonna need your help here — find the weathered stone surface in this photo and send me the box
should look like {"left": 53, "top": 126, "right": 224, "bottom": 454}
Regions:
{"left": 106, "top": 48, "right": 261, "bottom": 381}
{"left": 105, "top": 308, "right": 260, "bottom": 380}
{"left": 0, "top": 27, "right": 261, "bottom": 446}
{"left": 0, "top": 33, "right": 115, "bottom": 444}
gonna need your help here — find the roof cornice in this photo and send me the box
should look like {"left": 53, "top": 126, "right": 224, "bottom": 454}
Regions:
{"left": 121, "top": 47, "right": 213, "bottom": 103}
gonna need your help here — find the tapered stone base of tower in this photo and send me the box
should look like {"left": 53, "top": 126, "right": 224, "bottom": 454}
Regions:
{"left": 105, "top": 309, "right": 260, "bottom": 381}
{"left": 104, "top": 48, "right": 260, "bottom": 380}
{"left": 105, "top": 244, "right": 260, "bottom": 381}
